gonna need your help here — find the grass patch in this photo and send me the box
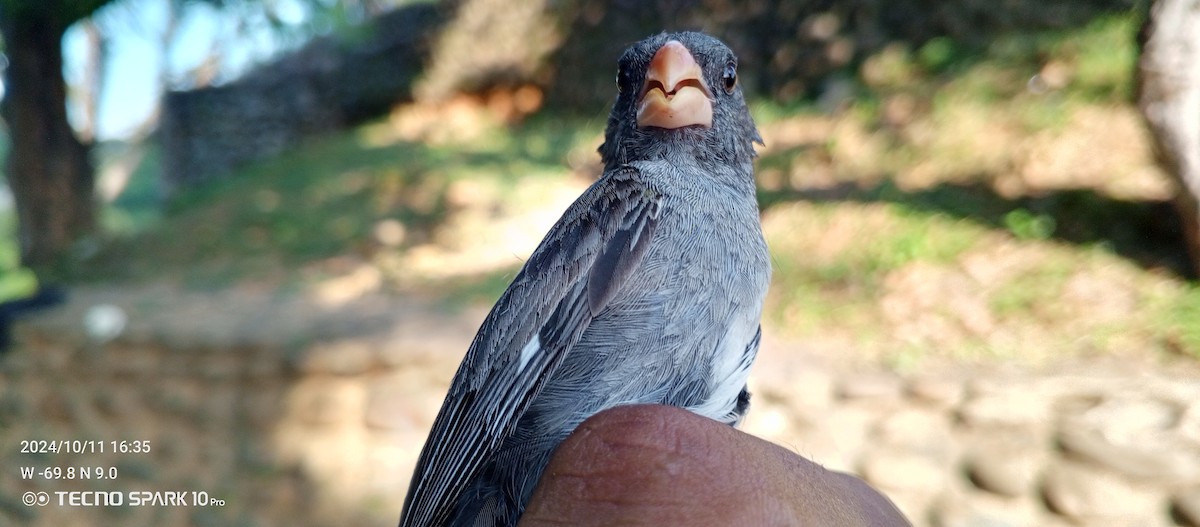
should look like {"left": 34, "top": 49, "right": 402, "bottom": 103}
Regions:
{"left": 839, "top": 13, "right": 1141, "bottom": 184}
{"left": 1153, "top": 285, "right": 1200, "bottom": 359}
{"left": 763, "top": 200, "right": 987, "bottom": 344}
{"left": 85, "top": 114, "right": 602, "bottom": 288}
{"left": 764, "top": 199, "right": 1198, "bottom": 363}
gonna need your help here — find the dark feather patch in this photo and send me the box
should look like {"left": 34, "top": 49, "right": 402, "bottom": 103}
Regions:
{"left": 587, "top": 193, "right": 661, "bottom": 315}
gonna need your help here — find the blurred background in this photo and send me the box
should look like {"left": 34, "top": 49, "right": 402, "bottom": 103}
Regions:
{"left": 2, "top": 0, "right": 1200, "bottom": 526}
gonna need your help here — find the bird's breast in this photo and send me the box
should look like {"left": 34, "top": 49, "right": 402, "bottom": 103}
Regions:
{"left": 600, "top": 192, "right": 770, "bottom": 332}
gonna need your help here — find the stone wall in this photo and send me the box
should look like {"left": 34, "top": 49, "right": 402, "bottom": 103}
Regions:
{"left": 1, "top": 285, "right": 479, "bottom": 526}
{"left": 4, "top": 285, "right": 1200, "bottom": 526}
{"left": 158, "top": 4, "right": 442, "bottom": 195}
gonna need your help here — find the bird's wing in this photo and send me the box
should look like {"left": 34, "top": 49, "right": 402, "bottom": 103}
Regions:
{"left": 399, "top": 168, "right": 662, "bottom": 527}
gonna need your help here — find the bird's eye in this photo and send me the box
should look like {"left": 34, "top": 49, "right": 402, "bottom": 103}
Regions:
{"left": 722, "top": 62, "right": 738, "bottom": 94}
{"left": 616, "top": 68, "right": 629, "bottom": 93}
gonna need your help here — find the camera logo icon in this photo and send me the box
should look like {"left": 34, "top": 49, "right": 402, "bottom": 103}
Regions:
{"left": 22, "top": 492, "right": 50, "bottom": 506}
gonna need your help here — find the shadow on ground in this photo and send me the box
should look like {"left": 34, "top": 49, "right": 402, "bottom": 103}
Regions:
{"left": 761, "top": 180, "right": 1195, "bottom": 280}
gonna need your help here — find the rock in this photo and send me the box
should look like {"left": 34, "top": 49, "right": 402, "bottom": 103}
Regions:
{"left": 362, "top": 369, "right": 448, "bottom": 434}
{"left": 246, "top": 350, "right": 286, "bottom": 378}
{"left": 752, "top": 361, "right": 835, "bottom": 411}
{"left": 200, "top": 353, "right": 242, "bottom": 379}
{"left": 1172, "top": 401, "right": 1200, "bottom": 446}
{"left": 957, "top": 387, "right": 1053, "bottom": 430}
{"left": 780, "top": 410, "right": 859, "bottom": 473}
{"left": 1151, "top": 376, "right": 1200, "bottom": 404}
{"left": 751, "top": 335, "right": 836, "bottom": 409}
{"left": 378, "top": 320, "right": 476, "bottom": 367}
{"left": 873, "top": 408, "right": 955, "bottom": 459}
{"left": 875, "top": 488, "right": 934, "bottom": 526}
{"left": 364, "top": 373, "right": 444, "bottom": 432}
{"left": 39, "top": 391, "right": 74, "bottom": 422}
{"left": 93, "top": 384, "right": 141, "bottom": 420}
{"left": 242, "top": 386, "right": 283, "bottom": 425}
{"left": 906, "top": 376, "right": 965, "bottom": 408}
{"left": 858, "top": 449, "right": 948, "bottom": 493}
{"left": 1057, "top": 396, "right": 1200, "bottom": 484}
{"left": 964, "top": 446, "right": 1043, "bottom": 498}
{"left": 1076, "top": 395, "right": 1182, "bottom": 431}
{"left": 292, "top": 339, "right": 378, "bottom": 375}
{"left": 931, "top": 504, "right": 1008, "bottom": 527}
{"left": 811, "top": 406, "right": 882, "bottom": 472}
{"left": 359, "top": 432, "right": 425, "bottom": 497}
{"left": 930, "top": 493, "right": 1049, "bottom": 527}
{"left": 1057, "top": 426, "right": 1200, "bottom": 484}
{"left": 284, "top": 378, "right": 366, "bottom": 426}
{"left": 106, "top": 348, "right": 160, "bottom": 378}
{"left": 1041, "top": 462, "right": 1163, "bottom": 523}
{"left": 1174, "top": 488, "right": 1200, "bottom": 527}
{"left": 837, "top": 372, "right": 904, "bottom": 402}
{"left": 0, "top": 347, "right": 34, "bottom": 376}
{"left": 0, "top": 389, "right": 31, "bottom": 421}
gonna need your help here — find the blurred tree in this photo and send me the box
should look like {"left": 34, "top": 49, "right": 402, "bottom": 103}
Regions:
{"left": 415, "top": 0, "right": 558, "bottom": 102}
{"left": 0, "top": 0, "right": 114, "bottom": 277}
{"left": 74, "top": 19, "right": 106, "bottom": 143}
{"left": 1137, "top": 0, "right": 1200, "bottom": 277}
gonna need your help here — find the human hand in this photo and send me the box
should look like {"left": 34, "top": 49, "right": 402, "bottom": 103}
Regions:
{"left": 520, "top": 404, "right": 910, "bottom": 527}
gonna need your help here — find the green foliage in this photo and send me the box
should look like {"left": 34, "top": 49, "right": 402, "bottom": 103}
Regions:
{"left": 859, "top": 13, "right": 1139, "bottom": 132}
{"left": 1157, "top": 286, "right": 1200, "bottom": 359}
{"left": 748, "top": 100, "right": 822, "bottom": 125}
{"left": 0, "top": 213, "right": 37, "bottom": 302}
{"left": 0, "top": 0, "right": 115, "bottom": 26}
{"left": 917, "top": 37, "right": 960, "bottom": 73}
{"left": 1004, "top": 209, "right": 1056, "bottom": 241}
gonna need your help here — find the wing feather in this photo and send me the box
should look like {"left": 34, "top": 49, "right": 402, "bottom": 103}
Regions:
{"left": 399, "top": 168, "right": 662, "bottom": 527}
{"left": 587, "top": 189, "right": 661, "bottom": 314}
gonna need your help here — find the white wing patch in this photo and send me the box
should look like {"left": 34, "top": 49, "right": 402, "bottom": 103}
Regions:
{"left": 687, "top": 321, "right": 758, "bottom": 422}
{"left": 518, "top": 335, "right": 541, "bottom": 373}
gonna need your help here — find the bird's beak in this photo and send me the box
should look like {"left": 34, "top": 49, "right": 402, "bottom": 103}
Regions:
{"left": 637, "top": 40, "right": 714, "bottom": 130}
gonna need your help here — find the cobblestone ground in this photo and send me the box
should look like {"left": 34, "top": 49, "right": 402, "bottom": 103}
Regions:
{"left": 2, "top": 285, "right": 1199, "bottom": 527}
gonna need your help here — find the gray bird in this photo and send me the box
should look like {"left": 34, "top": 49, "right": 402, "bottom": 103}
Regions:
{"left": 399, "top": 31, "right": 770, "bottom": 527}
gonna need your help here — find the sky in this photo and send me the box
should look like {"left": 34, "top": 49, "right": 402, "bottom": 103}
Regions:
{"left": 48, "top": 0, "right": 315, "bottom": 141}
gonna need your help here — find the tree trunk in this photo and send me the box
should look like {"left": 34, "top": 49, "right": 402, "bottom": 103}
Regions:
{"left": 1, "top": 9, "right": 96, "bottom": 275}
{"left": 1137, "top": 0, "right": 1200, "bottom": 277}
{"left": 76, "top": 19, "right": 106, "bottom": 143}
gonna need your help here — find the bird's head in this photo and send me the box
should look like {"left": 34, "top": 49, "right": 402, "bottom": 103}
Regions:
{"left": 599, "top": 32, "right": 762, "bottom": 172}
